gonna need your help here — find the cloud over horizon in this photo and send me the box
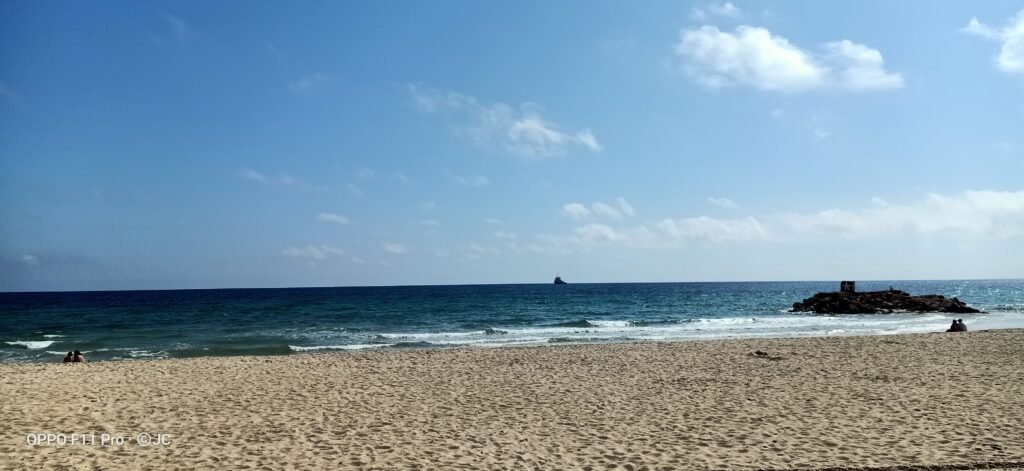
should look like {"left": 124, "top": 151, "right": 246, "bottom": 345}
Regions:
{"left": 542, "top": 190, "right": 1024, "bottom": 252}
{"left": 781, "top": 190, "right": 1024, "bottom": 239}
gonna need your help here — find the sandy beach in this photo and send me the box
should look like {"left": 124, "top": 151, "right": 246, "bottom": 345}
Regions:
{"left": 2, "top": 330, "right": 1023, "bottom": 470}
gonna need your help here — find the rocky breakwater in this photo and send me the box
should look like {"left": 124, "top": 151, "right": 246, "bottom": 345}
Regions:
{"left": 791, "top": 289, "right": 982, "bottom": 314}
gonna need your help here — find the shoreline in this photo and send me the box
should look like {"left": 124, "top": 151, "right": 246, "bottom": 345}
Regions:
{"left": 2, "top": 329, "right": 1022, "bottom": 469}
{"left": 6, "top": 324, "right": 1024, "bottom": 365}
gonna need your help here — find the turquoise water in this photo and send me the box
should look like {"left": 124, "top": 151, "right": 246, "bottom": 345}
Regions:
{"left": 2, "top": 280, "right": 1023, "bottom": 363}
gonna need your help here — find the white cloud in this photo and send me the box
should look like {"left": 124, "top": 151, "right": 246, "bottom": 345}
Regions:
{"left": 239, "top": 168, "right": 328, "bottom": 193}
{"left": 781, "top": 190, "right": 1024, "bottom": 239}
{"left": 813, "top": 128, "right": 832, "bottom": 141}
{"left": 316, "top": 212, "right": 350, "bottom": 225}
{"left": 962, "top": 18, "right": 1002, "bottom": 41}
{"left": 562, "top": 198, "right": 636, "bottom": 220}
{"left": 544, "top": 224, "right": 666, "bottom": 250}
{"left": 21, "top": 254, "right": 39, "bottom": 266}
{"left": 160, "top": 12, "right": 196, "bottom": 45}
{"left": 282, "top": 245, "right": 345, "bottom": 260}
{"left": 383, "top": 243, "right": 409, "bottom": 254}
{"left": 533, "top": 223, "right": 653, "bottom": 252}
{"left": 493, "top": 231, "right": 517, "bottom": 240}
{"left": 419, "top": 219, "right": 440, "bottom": 227}
{"left": 507, "top": 113, "right": 601, "bottom": 157}
{"left": 540, "top": 190, "right": 1024, "bottom": 253}
{"left": 962, "top": 9, "right": 1024, "bottom": 74}
{"left": 592, "top": 202, "right": 624, "bottom": 220}
{"left": 266, "top": 43, "right": 286, "bottom": 63}
{"left": 575, "top": 223, "right": 630, "bottom": 244}
{"left": 239, "top": 168, "right": 266, "bottom": 182}
{"left": 470, "top": 244, "right": 499, "bottom": 253}
{"left": 410, "top": 85, "right": 602, "bottom": 158}
{"left": 691, "top": 2, "right": 742, "bottom": 21}
{"left": 485, "top": 218, "right": 505, "bottom": 226}
{"left": 822, "top": 40, "right": 906, "bottom": 90}
{"left": 356, "top": 167, "right": 375, "bottom": 179}
{"left": 658, "top": 216, "right": 768, "bottom": 243}
{"left": 707, "top": 197, "right": 739, "bottom": 209}
{"left": 674, "top": 25, "right": 903, "bottom": 92}
{"left": 561, "top": 203, "right": 593, "bottom": 220}
{"left": 346, "top": 183, "right": 364, "bottom": 198}
{"left": 351, "top": 256, "right": 366, "bottom": 264}
{"left": 320, "top": 246, "right": 345, "bottom": 257}
{"left": 616, "top": 197, "right": 635, "bottom": 217}
{"left": 450, "top": 173, "right": 491, "bottom": 188}
{"left": 288, "top": 74, "right": 330, "bottom": 93}
{"left": 675, "top": 25, "right": 824, "bottom": 91}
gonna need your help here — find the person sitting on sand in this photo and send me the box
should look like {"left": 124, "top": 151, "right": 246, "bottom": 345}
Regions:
{"left": 72, "top": 350, "right": 86, "bottom": 363}
{"left": 957, "top": 319, "right": 967, "bottom": 332}
{"left": 63, "top": 352, "right": 73, "bottom": 363}
{"left": 946, "top": 320, "right": 959, "bottom": 332}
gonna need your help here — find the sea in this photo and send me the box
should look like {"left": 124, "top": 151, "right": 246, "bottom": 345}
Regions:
{"left": 2, "top": 280, "right": 1023, "bottom": 363}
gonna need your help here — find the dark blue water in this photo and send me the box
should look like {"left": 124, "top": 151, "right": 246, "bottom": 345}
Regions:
{"left": 2, "top": 280, "right": 1023, "bottom": 363}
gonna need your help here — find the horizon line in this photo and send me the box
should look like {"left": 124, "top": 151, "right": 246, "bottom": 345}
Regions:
{"left": 2, "top": 277, "right": 1021, "bottom": 295}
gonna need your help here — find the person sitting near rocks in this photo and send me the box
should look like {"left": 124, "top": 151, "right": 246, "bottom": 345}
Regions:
{"left": 956, "top": 319, "right": 967, "bottom": 332}
{"left": 63, "top": 352, "right": 74, "bottom": 363}
{"left": 946, "top": 320, "right": 959, "bottom": 332}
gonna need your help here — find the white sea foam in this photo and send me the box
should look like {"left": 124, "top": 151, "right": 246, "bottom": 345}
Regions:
{"left": 377, "top": 331, "right": 480, "bottom": 340}
{"left": 422, "top": 336, "right": 550, "bottom": 346}
{"left": 222, "top": 311, "right": 1024, "bottom": 359}
{"left": 340, "top": 311, "right": 1001, "bottom": 350}
{"left": 5, "top": 340, "right": 56, "bottom": 349}
{"left": 588, "top": 320, "right": 634, "bottom": 327}
{"left": 43, "top": 334, "right": 65, "bottom": 338}
{"left": 125, "top": 350, "right": 168, "bottom": 358}
{"left": 289, "top": 344, "right": 390, "bottom": 352}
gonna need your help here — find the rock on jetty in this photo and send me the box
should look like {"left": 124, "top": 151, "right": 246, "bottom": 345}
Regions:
{"left": 791, "top": 282, "right": 981, "bottom": 314}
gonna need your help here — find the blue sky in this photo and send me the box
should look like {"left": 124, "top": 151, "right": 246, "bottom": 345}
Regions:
{"left": 2, "top": 1, "right": 1023, "bottom": 291}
